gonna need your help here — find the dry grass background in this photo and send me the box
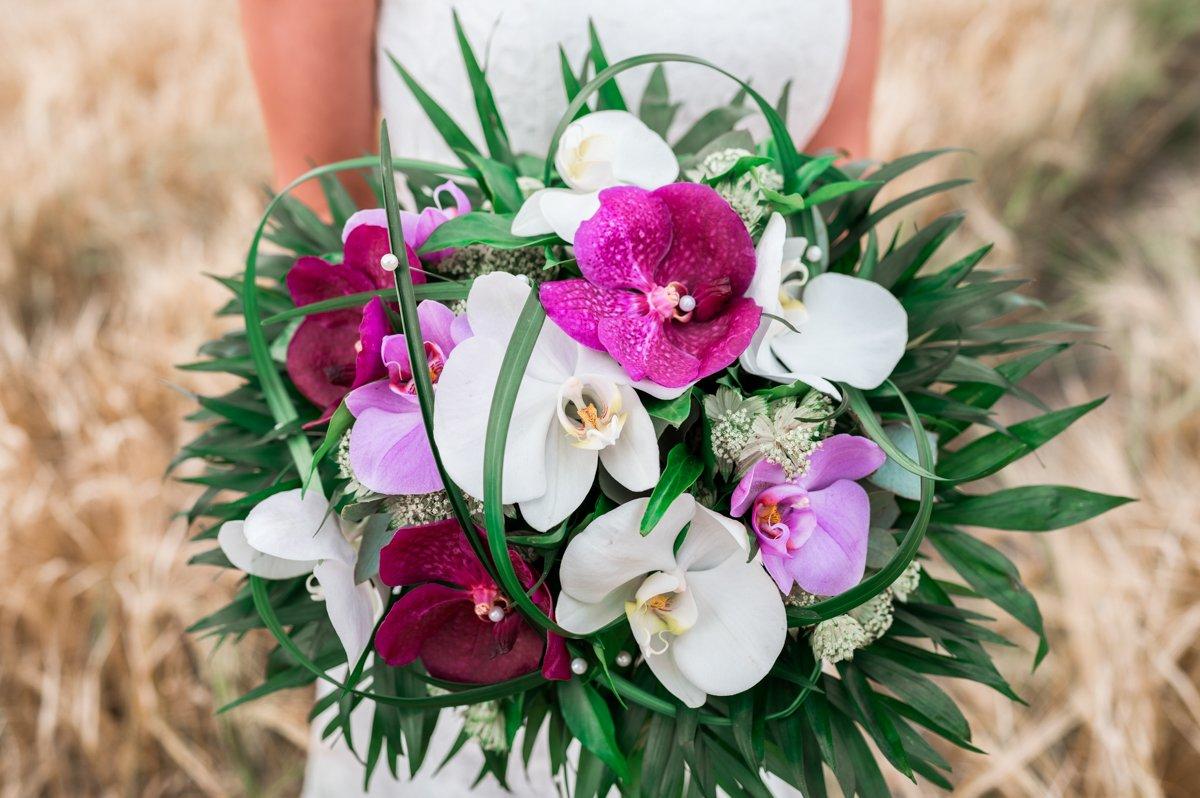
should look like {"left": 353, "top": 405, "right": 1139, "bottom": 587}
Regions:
{"left": 0, "top": 0, "right": 1197, "bottom": 795}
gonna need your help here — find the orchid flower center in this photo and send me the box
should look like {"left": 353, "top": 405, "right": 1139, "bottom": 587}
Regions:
{"left": 752, "top": 490, "right": 813, "bottom": 552}
{"left": 559, "top": 125, "right": 617, "bottom": 191}
{"left": 556, "top": 376, "right": 627, "bottom": 451}
{"left": 471, "top": 586, "right": 511, "bottom": 623}
{"left": 646, "top": 278, "right": 734, "bottom": 325}
{"left": 625, "top": 570, "right": 698, "bottom": 655}
{"left": 388, "top": 340, "right": 447, "bottom": 395}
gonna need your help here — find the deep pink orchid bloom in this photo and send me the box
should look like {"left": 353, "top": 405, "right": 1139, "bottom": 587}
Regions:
{"left": 730, "top": 435, "right": 886, "bottom": 596}
{"left": 374, "top": 519, "right": 570, "bottom": 684}
{"left": 284, "top": 223, "right": 424, "bottom": 420}
{"left": 539, "top": 183, "right": 761, "bottom": 387}
{"left": 344, "top": 300, "right": 471, "bottom": 495}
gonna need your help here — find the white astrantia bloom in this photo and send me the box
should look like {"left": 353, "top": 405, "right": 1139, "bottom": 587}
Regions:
{"left": 556, "top": 494, "right": 787, "bottom": 708}
{"left": 434, "top": 272, "right": 680, "bottom": 532}
{"left": 511, "top": 111, "right": 678, "bottom": 243}
{"left": 740, "top": 213, "right": 909, "bottom": 398}
{"left": 218, "top": 488, "right": 380, "bottom": 664}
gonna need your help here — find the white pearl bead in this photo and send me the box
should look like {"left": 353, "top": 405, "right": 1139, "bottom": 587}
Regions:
{"left": 677, "top": 295, "right": 697, "bottom": 313}
{"left": 805, "top": 245, "right": 823, "bottom": 263}
{"left": 614, "top": 650, "right": 633, "bottom": 667}
{"left": 380, "top": 252, "right": 400, "bottom": 272}
{"left": 487, "top": 606, "right": 506, "bottom": 623}
{"left": 570, "top": 657, "right": 589, "bottom": 675}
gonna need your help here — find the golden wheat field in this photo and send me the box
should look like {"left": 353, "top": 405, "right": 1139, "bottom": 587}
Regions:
{"left": 1, "top": 1, "right": 1198, "bottom": 795}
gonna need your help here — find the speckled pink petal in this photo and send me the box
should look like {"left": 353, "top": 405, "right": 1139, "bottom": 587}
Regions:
{"left": 662, "top": 296, "right": 761, "bottom": 380}
{"left": 597, "top": 313, "right": 700, "bottom": 387}
{"left": 540, "top": 279, "right": 644, "bottom": 350}
{"left": 286, "top": 256, "right": 375, "bottom": 308}
{"left": 652, "top": 183, "right": 757, "bottom": 297}
{"left": 342, "top": 224, "right": 393, "bottom": 286}
{"left": 573, "top": 186, "right": 672, "bottom": 292}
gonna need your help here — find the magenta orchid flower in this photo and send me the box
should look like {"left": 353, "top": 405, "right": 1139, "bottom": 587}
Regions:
{"left": 539, "top": 183, "right": 762, "bottom": 388}
{"left": 730, "top": 435, "right": 886, "bottom": 596}
{"left": 342, "top": 180, "right": 471, "bottom": 263}
{"left": 284, "top": 222, "right": 422, "bottom": 419}
{"left": 374, "top": 519, "right": 570, "bottom": 684}
{"left": 345, "top": 300, "right": 470, "bottom": 495}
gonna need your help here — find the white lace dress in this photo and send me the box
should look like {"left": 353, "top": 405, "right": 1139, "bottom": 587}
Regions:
{"left": 303, "top": 2, "right": 850, "bottom": 795}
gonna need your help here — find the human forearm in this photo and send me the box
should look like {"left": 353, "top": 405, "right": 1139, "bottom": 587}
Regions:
{"left": 240, "top": 0, "right": 379, "bottom": 213}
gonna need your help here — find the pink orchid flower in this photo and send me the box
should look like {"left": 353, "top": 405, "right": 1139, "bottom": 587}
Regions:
{"left": 539, "top": 183, "right": 762, "bottom": 388}
{"left": 730, "top": 434, "right": 886, "bottom": 596}
{"left": 374, "top": 519, "right": 570, "bottom": 684}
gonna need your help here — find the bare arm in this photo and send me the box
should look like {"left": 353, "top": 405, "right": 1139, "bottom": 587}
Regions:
{"left": 240, "top": 0, "right": 380, "bottom": 214}
{"left": 805, "top": 0, "right": 882, "bottom": 158}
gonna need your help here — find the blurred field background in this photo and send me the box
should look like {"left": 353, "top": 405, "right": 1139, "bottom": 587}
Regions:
{"left": 1, "top": 0, "right": 1198, "bottom": 795}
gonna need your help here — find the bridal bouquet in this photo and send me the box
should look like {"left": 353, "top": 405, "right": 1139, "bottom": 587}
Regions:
{"left": 182, "top": 23, "right": 1128, "bottom": 796}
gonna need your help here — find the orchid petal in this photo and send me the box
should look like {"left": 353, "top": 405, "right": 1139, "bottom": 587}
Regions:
{"left": 730, "top": 460, "right": 789, "bottom": 517}
{"left": 217, "top": 521, "right": 315, "bottom": 579}
{"left": 676, "top": 505, "right": 748, "bottom": 573}
{"left": 313, "top": 558, "right": 378, "bottom": 665}
{"left": 671, "top": 555, "right": 787, "bottom": 697}
{"left": 341, "top": 208, "right": 389, "bottom": 242}
{"left": 574, "top": 347, "right": 692, "bottom": 400}
{"left": 433, "top": 335, "right": 557, "bottom": 502}
{"left": 798, "top": 434, "right": 887, "bottom": 492}
{"left": 518, "top": 429, "right": 599, "bottom": 532}
{"left": 573, "top": 186, "right": 671, "bottom": 291}
{"left": 243, "top": 489, "right": 354, "bottom": 565}
{"left": 348, "top": 406, "right": 442, "bottom": 495}
{"left": 598, "top": 386, "right": 660, "bottom": 492}
{"left": 770, "top": 273, "right": 908, "bottom": 391}
{"left": 642, "top": 644, "right": 707, "bottom": 708}
{"left": 511, "top": 188, "right": 554, "bottom": 237}
{"left": 465, "top": 272, "right": 534, "bottom": 344}
{"left": 539, "top": 188, "right": 602, "bottom": 244}
{"left": 652, "top": 183, "right": 757, "bottom": 296}
{"left": 555, "top": 584, "right": 634, "bottom": 634}
{"left": 557, "top": 496, "right": 690, "bottom": 606}
{"left": 790, "top": 479, "right": 871, "bottom": 596}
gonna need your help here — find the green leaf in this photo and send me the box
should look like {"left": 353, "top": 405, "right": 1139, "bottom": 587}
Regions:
{"left": 805, "top": 180, "right": 881, "bottom": 207}
{"left": 933, "top": 485, "right": 1133, "bottom": 531}
{"left": 855, "top": 651, "right": 973, "bottom": 746}
{"left": 586, "top": 20, "right": 627, "bottom": 111}
{"left": 835, "top": 666, "right": 913, "bottom": 781}
{"left": 385, "top": 51, "right": 480, "bottom": 165}
{"left": 674, "top": 104, "right": 753, "bottom": 155}
{"left": 639, "top": 63, "right": 680, "bottom": 137}
{"left": 419, "top": 211, "right": 556, "bottom": 253}
{"left": 218, "top": 651, "right": 341, "bottom": 713}
{"left": 451, "top": 11, "right": 515, "bottom": 167}
{"left": 640, "top": 443, "right": 704, "bottom": 535}
{"left": 260, "top": 281, "right": 470, "bottom": 326}
{"left": 305, "top": 401, "right": 351, "bottom": 490}
{"left": 557, "top": 678, "right": 630, "bottom": 779}
{"left": 937, "top": 397, "right": 1106, "bottom": 481}
{"left": 929, "top": 526, "right": 1049, "bottom": 665}
{"left": 643, "top": 389, "right": 693, "bottom": 427}
{"left": 557, "top": 45, "right": 588, "bottom": 120}
{"left": 872, "top": 212, "right": 965, "bottom": 288}
{"left": 456, "top": 150, "right": 523, "bottom": 214}
{"left": 353, "top": 513, "right": 395, "bottom": 584}
{"left": 379, "top": 122, "right": 499, "bottom": 581}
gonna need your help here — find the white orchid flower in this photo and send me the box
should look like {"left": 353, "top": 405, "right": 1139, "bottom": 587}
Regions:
{"left": 218, "top": 488, "right": 380, "bottom": 664}
{"left": 556, "top": 494, "right": 786, "bottom": 707}
{"left": 740, "top": 213, "right": 909, "bottom": 398}
{"left": 434, "top": 272, "right": 676, "bottom": 532}
{"left": 511, "top": 110, "right": 678, "bottom": 244}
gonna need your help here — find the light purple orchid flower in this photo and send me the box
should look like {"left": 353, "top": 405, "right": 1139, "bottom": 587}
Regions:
{"left": 539, "top": 183, "right": 762, "bottom": 388}
{"left": 345, "top": 300, "right": 471, "bottom": 496}
{"left": 342, "top": 181, "right": 471, "bottom": 263}
{"left": 730, "top": 434, "right": 886, "bottom": 596}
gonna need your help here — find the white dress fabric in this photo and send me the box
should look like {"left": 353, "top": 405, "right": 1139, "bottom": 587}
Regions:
{"left": 304, "top": 2, "right": 850, "bottom": 796}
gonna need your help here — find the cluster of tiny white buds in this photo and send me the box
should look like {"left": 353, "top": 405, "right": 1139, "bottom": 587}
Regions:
{"left": 891, "top": 560, "right": 922, "bottom": 602}
{"left": 810, "top": 615, "right": 869, "bottom": 663}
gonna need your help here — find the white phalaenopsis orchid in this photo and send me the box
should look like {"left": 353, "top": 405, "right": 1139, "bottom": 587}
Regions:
{"left": 740, "top": 213, "right": 909, "bottom": 398}
{"left": 556, "top": 494, "right": 786, "bottom": 707}
{"left": 434, "top": 272, "right": 673, "bottom": 532}
{"left": 511, "top": 110, "right": 678, "bottom": 243}
{"left": 218, "top": 488, "right": 379, "bottom": 664}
